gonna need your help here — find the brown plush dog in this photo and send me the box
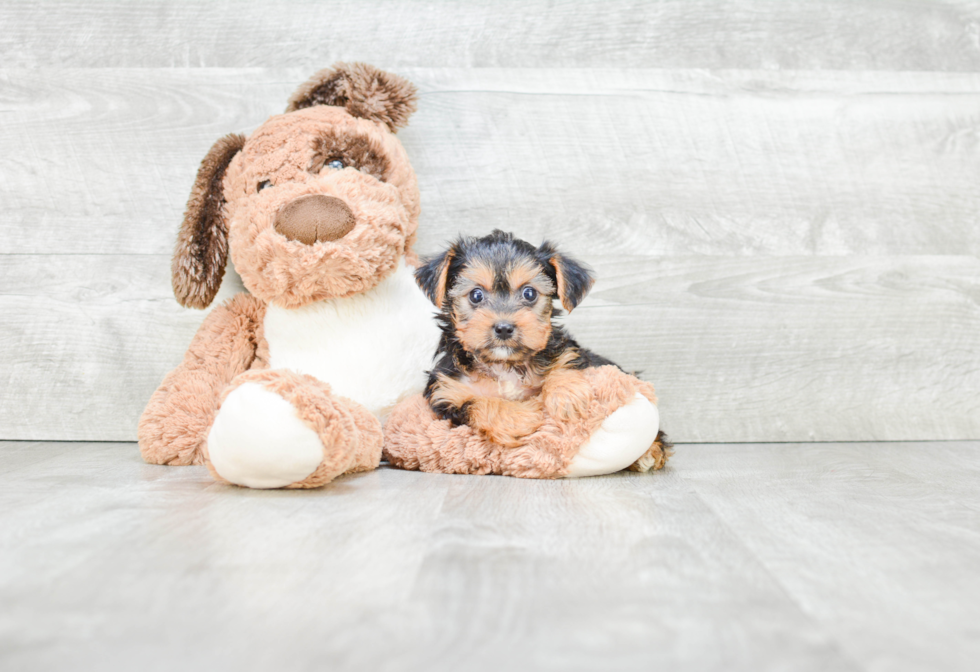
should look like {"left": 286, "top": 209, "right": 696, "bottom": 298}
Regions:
{"left": 139, "top": 63, "right": 441, "bottom": 488}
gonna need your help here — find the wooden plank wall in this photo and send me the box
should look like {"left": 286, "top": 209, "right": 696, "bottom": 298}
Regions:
{"left": 1, "top": 1, "right": 978, "bottom": 442}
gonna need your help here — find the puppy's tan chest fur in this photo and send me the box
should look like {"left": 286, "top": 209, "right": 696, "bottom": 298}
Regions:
{"left": 461, "top": 365, "right": 543, "bottom": 402}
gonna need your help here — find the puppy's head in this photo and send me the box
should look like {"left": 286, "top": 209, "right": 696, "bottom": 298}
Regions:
{"left": 171, "top": 63, "right": 420, "bottom": 309}
{"left": 416, "top": 230, "right": 595, "bottom": 364}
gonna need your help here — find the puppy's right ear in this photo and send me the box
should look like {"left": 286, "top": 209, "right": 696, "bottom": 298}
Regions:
{"left": 172, "top": 133, "right": 246, "bottom": 309}
{"left": 415, "top": 244, "right": 458, "bottom": 309}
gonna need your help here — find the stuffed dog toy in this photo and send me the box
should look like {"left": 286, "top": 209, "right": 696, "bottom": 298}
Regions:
{"left": 139, "top": 63, "right": 441, "bottom": 488}
{"left": 139, "top": 63, "right": 668, "bottom": 488}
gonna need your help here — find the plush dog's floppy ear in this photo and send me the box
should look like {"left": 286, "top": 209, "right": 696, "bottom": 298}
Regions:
{"left": 286, "top": 62, "right": 418, "bottom": 132}
{"left": 172, "top": 133, "right": 245, "bottom": 309}
{"left": 537, "top": 242, "right": 595, "bottom": 313}
{"left": 415, "top": 244, "right": 459, "bottom": 309}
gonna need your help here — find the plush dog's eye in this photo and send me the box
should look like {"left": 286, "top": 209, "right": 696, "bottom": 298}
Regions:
{"left": 521, "top": 286, "right": 538, "bottom": 302}
{"left": 257, "top": 180, "right": 272, "bottom": 191}
{"left": 469, "top": 288, "right": 485, "bottom": 304}
{"left": 326, "top": 159, "right": 345, "bottom": 170}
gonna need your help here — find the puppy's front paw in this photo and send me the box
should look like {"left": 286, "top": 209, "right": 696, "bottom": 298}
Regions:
{"left": 485, "top": 422, "right": 541, "bottom": 449}
{"left": 471, "top": 398, "right": 543, "bottom": 448}
{"left": 543, "top": 370, "right": 593, "bottom": 421}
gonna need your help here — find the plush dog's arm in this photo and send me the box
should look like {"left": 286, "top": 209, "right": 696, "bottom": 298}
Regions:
{"left": 138, "top": 293, "right": 268, "bottom": 466}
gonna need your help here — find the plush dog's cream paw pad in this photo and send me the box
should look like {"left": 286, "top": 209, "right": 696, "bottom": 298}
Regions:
{"left": 564, "top": 393, "right": 660, "bottom": 478}
{"left": 208, "top": 382, "right": 323, "bottom": 489}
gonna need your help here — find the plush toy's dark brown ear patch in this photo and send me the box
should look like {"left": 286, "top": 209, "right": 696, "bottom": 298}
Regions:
{"left": 172, "top": 133, "right": 245, "bottom": 309}
{"left": 286, "top": 62, "right": 418, "bottom": 132}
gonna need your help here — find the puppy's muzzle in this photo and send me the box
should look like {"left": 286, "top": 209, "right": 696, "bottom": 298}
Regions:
{"left": 274, "top": 194, "right": 356, "bottom": 245}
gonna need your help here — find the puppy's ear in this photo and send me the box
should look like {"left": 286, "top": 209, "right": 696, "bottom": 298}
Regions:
{"left": 172, "top": 133, "right": 245, "bottom": 309}
{"left": 415, "top": 245, "right": 458, "bottom": 309}
{"left": 537, "top": 242, "right": 595, "bottom": 313}
{"left": 286, "top": 62, "right": 418, "bottom": 132}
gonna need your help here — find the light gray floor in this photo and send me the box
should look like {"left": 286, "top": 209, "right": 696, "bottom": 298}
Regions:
{"left": 2, "top": 441, "right": 978, "bottom": 671}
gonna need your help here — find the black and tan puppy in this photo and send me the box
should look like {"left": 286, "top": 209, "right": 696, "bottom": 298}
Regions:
{"left": 415, "top": 229, "right": 622, "bottom": 448}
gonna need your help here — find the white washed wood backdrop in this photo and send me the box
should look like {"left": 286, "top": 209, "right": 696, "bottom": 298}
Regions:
{"left": 1, "top": 1, "right": 978, "bottom": 442}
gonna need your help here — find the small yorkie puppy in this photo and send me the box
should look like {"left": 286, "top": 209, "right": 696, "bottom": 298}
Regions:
{"left": 415, "top": 229, "right": 646, "bottom": 449}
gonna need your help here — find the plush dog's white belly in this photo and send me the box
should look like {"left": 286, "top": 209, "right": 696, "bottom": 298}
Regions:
{"left": 263, "top": 260, "right": 441, "bottom": 419}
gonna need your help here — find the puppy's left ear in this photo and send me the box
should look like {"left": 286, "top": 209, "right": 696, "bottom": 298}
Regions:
{"left": 538, "top": 242, "right": 595, "bottom": 313}
{"left": 286, "top": 62, "right": 418, "bottom": 132}
{"left": 415, "top": 244, "right": 459, "bottom": 309}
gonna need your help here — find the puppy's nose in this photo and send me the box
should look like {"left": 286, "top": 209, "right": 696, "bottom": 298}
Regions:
{"left": 493, "top": 322, "right": 516, "bottom": 340}
{"left": 274, "top": 194, "right": 355, "bottom": 245}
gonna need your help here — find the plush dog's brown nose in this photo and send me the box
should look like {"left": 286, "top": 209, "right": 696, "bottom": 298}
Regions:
{"left": 273, "top": 194, "right": 355, "bottom": 245}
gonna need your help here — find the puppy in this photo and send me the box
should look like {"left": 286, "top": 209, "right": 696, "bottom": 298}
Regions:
{"left": 415, "top": 229, "right": 625, "bottom": 448}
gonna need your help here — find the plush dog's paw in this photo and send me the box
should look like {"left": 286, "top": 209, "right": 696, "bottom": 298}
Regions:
{"left": 207, "top": 382, "right": 324, "bottom": 489}
{"left": 542, "top": 369, "right": 593, "bottom": 422}
{"left": 564, "top": 393, "right": 661, "bottom": 478}
{"left": 205, "top": 369, "right": 383, "bottom": 489}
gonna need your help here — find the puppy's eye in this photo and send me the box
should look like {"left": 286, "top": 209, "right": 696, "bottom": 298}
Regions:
{"left": 521, "top": 286, "right": 538, "bottom": 302}
{"left": 469, "top": 288, "right": 485, "bottom": 304}
{"left": 257, "top": 180, "right": 272, "bottom": 191}
{"left": 326, "top": 159, "right": 345, "bottom": 170}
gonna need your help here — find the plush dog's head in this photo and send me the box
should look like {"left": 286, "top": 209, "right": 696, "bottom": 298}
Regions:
{"left": 172, "top": 63, "right": 421, "bottom": 309}
{"left": 416, "top": 230, "right": 594, "bottom": 365}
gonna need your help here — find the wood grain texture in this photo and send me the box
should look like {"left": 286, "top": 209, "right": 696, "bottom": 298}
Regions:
{"left": 0, "top": 68, "right": 274, "bottom": 256}
{"left": 408, "top": 68, "right": 980, "bottom": 258}
{"left": 2, "top": 68, "right": 979, "bottom": 256}
{"left": 566, "top": 254, "right": 980, "bottom": 442}
{"left": 1, "top": 253, "right": 976, "bottom": 442}
{"left": 681, "top": 442, "right": 980, "bottom": 671}
{"left": 0, "top": 254, "right": 244, "bottom": 442}
{"left": 1, "top": 440, "right": 978, "bottom": 671}
{"left": 2, "top": 14, "right": 979, "bottom": 443}
{"left": 2, "top": 1, "right": 980, "bottom": 70}
{"left": 390, "top": 469, "right": 851, "bottom": 671}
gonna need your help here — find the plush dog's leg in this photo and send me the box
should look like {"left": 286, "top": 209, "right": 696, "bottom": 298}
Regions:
{"left": 138, "top": 294, "right": 267, "bottom": 466}
{"left": 563, "top": 392, "right": 661, "bottom": 477}
{"left": 205, "top": 369, "right": 382, "bottom": 489}
{"left": 562, "top": 370, "right": 667, "bottom": 477}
